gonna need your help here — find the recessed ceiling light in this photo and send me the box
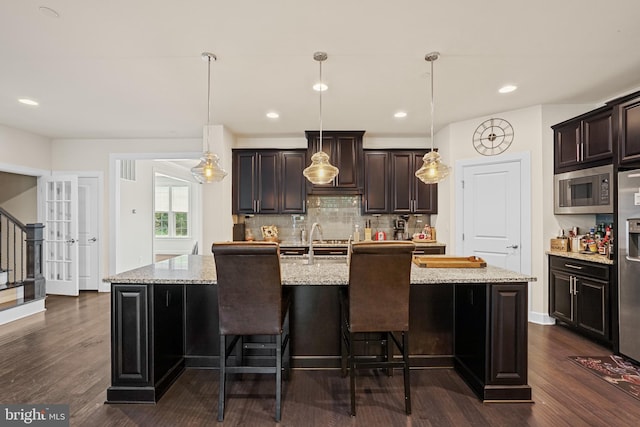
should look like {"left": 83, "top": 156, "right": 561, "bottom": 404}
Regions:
{"left": 266, "top": 112, "right": 279, "bottom": 119}
{"left": 394, "top": 111, "right": 407, "bottom": 118}
{"left": 38, "top": 6, "right": 60, "bottom": 18}
{"left": 499, "top": 85, "right": 517, "bottom": 94}
{"left": 313, "top": 83, "right": 328, "bottom": 92}
{"left": 18, "top": 98, "right": 39, "bottom": 106}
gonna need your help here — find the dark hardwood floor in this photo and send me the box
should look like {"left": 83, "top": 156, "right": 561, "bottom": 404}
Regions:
{"left": 1, "top": 292, "right": 639, "bottom": 426}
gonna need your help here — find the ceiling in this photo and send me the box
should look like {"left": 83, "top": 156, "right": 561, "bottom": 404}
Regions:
{"left": 1, "top": 1, "right": 640, "bottom": 141}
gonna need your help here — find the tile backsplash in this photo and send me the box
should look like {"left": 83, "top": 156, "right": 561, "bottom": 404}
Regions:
{"left": 242, "top": 196, "right": 431, "bottom": 244}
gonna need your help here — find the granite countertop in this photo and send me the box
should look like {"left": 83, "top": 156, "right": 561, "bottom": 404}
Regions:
{"left": 104, "top": 254, "right": 536, "bottom": 286}
{"left": 546, "top": 250, "right": 614, "bottom": 265}
{"left": 278, "top": 241, "right": 446, "bottom": 248}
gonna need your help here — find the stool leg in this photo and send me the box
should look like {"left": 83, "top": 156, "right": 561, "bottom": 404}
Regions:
{"left": 341, "top": 319, "right": 348, "bottom": 377}
{"left": 386, "top": 332, "right": 394, "bottom": 377}
{"left": 276, "top": 334, "right": 282, "bottom": 422}
{"left": 402, "top": 331, "right": 411, "bottom": 415}
{"left": 349, "top": 332, "right": 356, "bottom": 416}
{"left": 218, "top": 334, "right": 226, "bottom": 422}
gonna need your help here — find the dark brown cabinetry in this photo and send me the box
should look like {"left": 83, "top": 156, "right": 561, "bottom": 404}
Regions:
{"left": 108, "top": 284, "right": 184, "bottom": 403}
{"left": 617, "top": 96, "right": 640, "bottom": 166}
{"left": 553, "top": 108, "right": 613, "bottom": 174}
{"left": 362, "top": 151, "right": 390, "bottom": 213}
{"left": 391, "top": 151, "right": 437, "bottom": 214}
{"left": 362, "top": 150, "right": 438, "bottom": 214}
{"left": 232, "top": 150, "right": 306, "bottom": 214}
{"left": 305, "top": 131, "right": 364, "bottom": 194}
{"left": 548, "top": 255, "right": 610, "bottom": 343}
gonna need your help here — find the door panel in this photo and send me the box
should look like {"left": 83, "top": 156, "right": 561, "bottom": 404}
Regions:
{"left": 78, "top": 177, "right": 99, "bottom": 290}
{"left": 462, "top": 160, "right": 521, "bottom": 272}
{"left": 41, "top": 175, "right": 79, "bottom": 296}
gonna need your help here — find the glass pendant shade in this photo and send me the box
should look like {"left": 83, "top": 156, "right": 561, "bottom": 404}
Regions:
{"left": 415, "top": 51, "right": 450, "bottom": 185}
{"left": 304, "top": 51, "right": 339, "bottom": 185}
{"left": 191, "top": 151, "right": 227, "bottom": 183}
{"left": 303, "top": 151, "right": 339, "bottom": 184}
{"left": 415, "top": 151, "right": 450, "bottom": 184}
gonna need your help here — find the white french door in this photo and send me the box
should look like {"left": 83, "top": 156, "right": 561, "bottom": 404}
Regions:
{"left": 78, "top": 177, "right": 99, "bottom": 290}
{"left": 41, "top": 175, "right": 79, "bottom": 296}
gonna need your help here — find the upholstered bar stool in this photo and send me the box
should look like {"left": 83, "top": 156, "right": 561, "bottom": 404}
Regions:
{"left": 211, "top": 242, "right": 291, "bottom": 422}
{"left": 340, "top": 241, "right": 415, "bottom": 416}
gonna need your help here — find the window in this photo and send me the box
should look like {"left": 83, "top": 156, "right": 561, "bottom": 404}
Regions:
{"left": 154, "top": 174, "right": 191, "bottom": 237}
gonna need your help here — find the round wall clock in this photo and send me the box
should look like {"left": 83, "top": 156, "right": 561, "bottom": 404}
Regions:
{"left": 472, "top": 118, "right": 514, "bottom": 156}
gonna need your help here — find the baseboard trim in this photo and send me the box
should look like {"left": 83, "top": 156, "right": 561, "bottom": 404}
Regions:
{"left": 0, "top": 299, "right": 46, "bottom": 326}
{"left": 529, "top": 311, "right": 556, "bottom": 325}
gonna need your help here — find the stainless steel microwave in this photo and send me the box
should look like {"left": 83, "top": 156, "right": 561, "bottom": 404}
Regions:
{"left": 554, "top": 165, "right": 613, "bottom": 214}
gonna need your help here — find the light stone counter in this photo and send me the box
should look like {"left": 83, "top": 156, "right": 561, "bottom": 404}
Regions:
{"left": 104, "top": 254, "right": 536, "bottom": 286}
{"left": 546, "top": 250, "right": 614, "bottom": 265}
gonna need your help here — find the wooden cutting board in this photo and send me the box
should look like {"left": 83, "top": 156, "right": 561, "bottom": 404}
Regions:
{"left": 412, "top": 255, "right": 487, "bottom": 268}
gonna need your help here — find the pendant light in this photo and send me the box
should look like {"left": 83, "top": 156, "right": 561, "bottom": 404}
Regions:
{"left": 303, "top": 51, "right": 339, "bottom": 185}
{"left": 415, "top": 52, "right": 450, "bottom": 184}
{"left": 191, "top": 52, "right": 227, "bottom": 183}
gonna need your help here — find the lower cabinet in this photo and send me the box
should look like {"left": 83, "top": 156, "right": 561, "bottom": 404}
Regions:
{"left": 413, "top": 245, "right": 445, "bottom": 255}
{"left": 108, "top": 284, "right": 185, "bottom": 403}
{"left": 549, "top": 255, "right": 610, "bottom": 343}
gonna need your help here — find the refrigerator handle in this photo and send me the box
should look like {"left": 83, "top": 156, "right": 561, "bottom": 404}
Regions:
{"left": 625, "top": 256, "right": 640, "bottom": 263}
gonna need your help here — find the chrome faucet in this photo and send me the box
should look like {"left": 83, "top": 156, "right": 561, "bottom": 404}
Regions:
{"left": 307, "top": 222, "right": 323, "bottom": 264}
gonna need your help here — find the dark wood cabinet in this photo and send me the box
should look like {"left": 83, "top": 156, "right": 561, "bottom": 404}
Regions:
{"left": 280, "top": 151, "right": 307, "bottom": 213}
{"left": 413, "top": 245, "right": 446, "bottom": 255}
{"left": 548, "top": 255, "right": 610, "bottom": 343}
{"left": 617, "top": 96, "right": 640, "bottom": 166}
{"left": 553, "top": 108, "right": 613, "bottom": 173}
{"left": 305, "top": 131, "right": 364, "bottom": 194}
{"left": 363, "top": 151, "right": 390, "bottom": 213}
{"left": 108, "top": 284, "right": 185, "bottom": 403}
{"left": 232, "top": 150, "right": 306, "bottom": 214}
{"left": 391, "top": 151, "right": 437, "bottom": 214}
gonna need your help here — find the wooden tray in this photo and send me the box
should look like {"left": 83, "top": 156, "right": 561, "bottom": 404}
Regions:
{"left": 412, "top": 239, "right": 437, "bottom": 243}
{"left": 412, "top": 255, "right": 487, "bottom": 268}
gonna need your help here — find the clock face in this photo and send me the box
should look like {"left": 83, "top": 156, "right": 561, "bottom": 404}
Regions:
{"left": 472, "top": 118, "right": 514, "bottom": 156}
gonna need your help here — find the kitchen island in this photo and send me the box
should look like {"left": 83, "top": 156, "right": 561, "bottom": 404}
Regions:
{"left": 105, "top": 255, "right": 535, "bottom": 404}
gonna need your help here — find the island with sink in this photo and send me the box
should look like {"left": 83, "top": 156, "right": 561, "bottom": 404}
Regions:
{"left": 104, "top": 253, "right": 535, "bottom": 404}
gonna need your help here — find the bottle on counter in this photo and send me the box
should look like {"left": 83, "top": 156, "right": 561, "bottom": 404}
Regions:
{"left": 364, "top": 220, "right": 372, "bottom": 241}
{"left": 353, "top": 224, "right": 361, "bottom": 242}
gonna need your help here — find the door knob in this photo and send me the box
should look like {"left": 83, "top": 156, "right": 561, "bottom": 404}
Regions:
{"left": 89, "top": 237, "right": 97, "bottom": 242}
{"left": 66, "top": 238, "right": 76, "bottom": 244}
{"left": 506, "top": 244, "right": 519, "bottom": 249}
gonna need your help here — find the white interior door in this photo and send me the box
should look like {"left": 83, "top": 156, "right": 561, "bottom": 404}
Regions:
{"left": 461, "top": 160, "right": 522, "bottom": 271}
{"left": 78, "top": 177, "right": 99, "bottom": 290}
{"left": 41, "top": 175, "right": 79, "bottom": 296}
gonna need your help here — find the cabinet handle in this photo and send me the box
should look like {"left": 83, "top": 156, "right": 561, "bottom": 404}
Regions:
{"left": 166, "top": 290, "right": 171, "bottom": 307}
{"left": 576, "top": 143, "right": 580, "bottom": 162}
{"left": 580, "top": 142, "right": 584, "bottom": 161}
{"left": 565, "top": 264, "right": 583, "bottom": 270}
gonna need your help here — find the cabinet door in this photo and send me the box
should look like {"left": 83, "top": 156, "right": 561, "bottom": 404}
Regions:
{"left": 280, "top": 151, "right": 306, "bottom": 213}
{"left": 153, "top": 285, "right": 184, "bottom": 384}
{"left": 619, "top": 98, "right": 640, "bottom": 165}
{"left": 363, "top": 151, "right": 389, "bottom": 213}
{"left": 256, "top": 152, "right": 279, "bottom": 213}
{"left": 390, "top": 152, "right": 413, "bottom": 213}
{"left": 554, "top": 121, "right": 580, "bottom": 173}
{"left": 549, "top": 270, "right": 574, "bottom": 325}
{"left": 413, "top": 152, "right": 438, "bottom": 214}
{"left": 233, "top": 152, "right": 257, "bottom": 214}
{"left": 575, "top": 277, "right": 608, "bottom": 339}
{"left": 582, "top": 110, "right": 613, "bottom": 163}
{"left": 334, "top": 135, "right": 362, "bottom": 190}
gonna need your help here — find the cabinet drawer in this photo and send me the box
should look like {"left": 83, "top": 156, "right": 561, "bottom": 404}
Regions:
{"left": 280, "top": 247, "right": 308, "bottom": 256}
{"left": 549, "top": 256, "right": 609, "bottom": 281}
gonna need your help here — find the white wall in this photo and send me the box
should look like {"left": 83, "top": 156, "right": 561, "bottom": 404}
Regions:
{"left": 0, "top": 124, "right": 51, "bottom": 172}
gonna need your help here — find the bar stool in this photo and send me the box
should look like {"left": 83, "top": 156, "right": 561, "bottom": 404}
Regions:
{"left": 340, "top": 241, "right": 415, "bottom": 416}
{"left": 212, "top": 242, "right": 291, "bottom": 422}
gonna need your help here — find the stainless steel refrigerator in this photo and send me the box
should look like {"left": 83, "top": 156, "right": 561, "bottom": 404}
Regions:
{"left": 618, "top": 169, "right": 640, "bottom": 363}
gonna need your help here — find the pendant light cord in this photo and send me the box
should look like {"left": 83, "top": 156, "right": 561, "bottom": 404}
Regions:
{"left": 429, "top": 56, "right": 434, "bottom": 151}
{"left": 206, "top": 54, "right": 212, "bottom": 153}
{"left": 319, "top": 58, "right": 323, "bottom": 152}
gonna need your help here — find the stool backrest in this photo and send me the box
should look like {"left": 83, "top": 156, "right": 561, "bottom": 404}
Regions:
{"left": 348, "top": 241, "right": 415, "bottom": 332}
{"left": 212, "top": 242, "right": 282, "bottom": 335}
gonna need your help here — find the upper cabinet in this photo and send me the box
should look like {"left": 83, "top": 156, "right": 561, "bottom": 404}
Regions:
{"left": 391, "top": 151, "right": 437, "bottom": 214}
{"left": 305, "top": 131, "right": 364, "bottom": 194}
{"left": 362, "top": 150, "right": 437, "bottom": 214}
{"left": 553, "top": 107, "right": 613, "bottom": 174}
{"left": 617, "top": 95, "right": 640, "bottom": 167}
{"left": 232, "top": 150, "right": 306, "bottom": 214}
